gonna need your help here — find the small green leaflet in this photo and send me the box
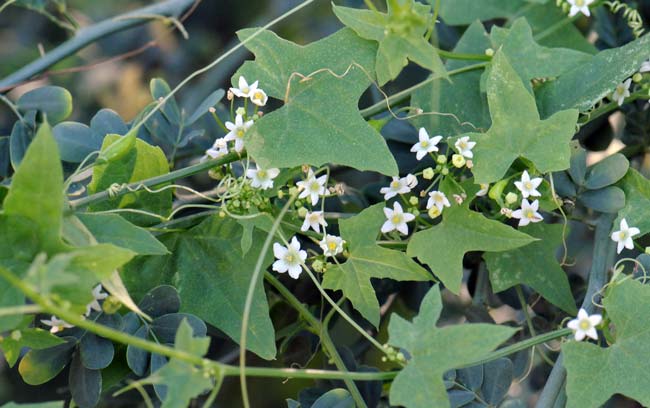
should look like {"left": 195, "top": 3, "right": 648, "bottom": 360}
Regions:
{"left": 388, "top": 285, "right": 517, "bottom": 408}
{"left": 333, "top": 1, "right": 447, "bottom": 85}
{"left": 234, "top": 28, "right": 398, "bottom": 176}
{"left": 322, "top": 204, "right": 432, "bottom": 327}
{"left": 471, "top": 51, "right": 578, "bottom": 184}
{"left": 407, "top": 205, "right": 535, "bottom": 294}
{"left": 77, "top": 213, "right": 169, "bottom": 255}
{"left": 3, "top": 122, "right": 65, "bottom": 254}
{"left": 0, "top": 328, "right": 65, "bottom": 367}
{"left": 564, "top": 279, "right": 650, "bottom": 407}
{"left": 536, "top": 33, "right": 650, "bottom": 116}
{"left": 146, "top": 319, "right": 212, "bottom": 408}
{"left": 484, "top": 223, "right": 576, "bottom": 314}
{"left": 411, "top": 21, "right": 491, "bottom": 136}
{"left": 615, "top": 168, "right": 650, "bottom": 237}
{"left": 88, "top": 134, "right": 172, "bottom": 224}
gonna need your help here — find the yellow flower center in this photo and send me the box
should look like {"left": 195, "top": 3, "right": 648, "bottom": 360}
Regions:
{"left": 309, "top": 213, "right": 320, "bottom": 223}
{"left": 236, "top": 129, "right": 245, "bottom": 138}
{"left": 524, "top": 209, "right": 536, "bottom": 219}
{"left": 253, "top": 91, "right": 264, "bottom": 101}
{"left": 285, "top": 254, "right": 295, "bottom": 263}
{"left": 257, "top": 170, "right": 267, "bottom": 178}
{"left": 616, "top": 85, "right": 625, "bottom": 94}
{"left": 524, "top": 181, "right": 533, "bottom": 190}
{"left": 434, "top": 195, "right": 443, "bottom": 203}
{"left": 392, "top": 215, "right": 403, "bottom": 224}
{"left": 579, "top": 320, "right": 590, "bottom": 330}
{"left": 619, "top": 231, "right": 628, "bottom": 240}
{"left": 421, "top": 140, "right": 429, "bottom": 148}
{"left": 390, "top": 180, "right": 401, "bottom": 189}
{"left": 310, "top": 181, "right": 321, "bottom": 192}
{"left": 328, "top": 242, "right": 338, "bottom": 251}
{"left": 458, "top": 141, "right": 467, "bottom": 149}
{"left": 243, "top": 87, "right": 250, "bottom": 94}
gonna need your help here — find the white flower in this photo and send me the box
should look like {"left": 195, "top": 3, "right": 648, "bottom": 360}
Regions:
{"left": 454, "top": 136, "right": 476, "bottom": 158}
{"left": 410, "top": 128, "right": 442, "bottom": 161}
{"left": 567, "top": 0, "right": 594, "bottom": 17}
{"left": 567, "top": 308, "right": 602, "bottom": 341}
{"left": 272, "top": 237, "right": 307, "bottom": 279}
{"left": 230, "top": 76, "right": 258, "bottom": 98}
{"left": 319, "top": 234, "right": 346, "bottom": 257}
{"left": 41, "top": 316, "right": 74, "bottom": 334}
{"left": 476, "top": 183, "right": 489, "bottom": 197}
{"left": 511, "top": 199, "right": 543, "bottom": 227}
{"left": 296, "top": 170, "right": 328, "bottom": 206}
{"left": 611, "top": 218, "right": 640, "bottom": 254}
{"left": 380, "top": 174, "right": 418, "bottom": 200}
{"left": 514, "top": 170, "right": 543, "bottom": 199}
{"left": 250, "top": 88, "right": 268, "bottom": 107}
{"left": 223, "top": 114, "right": 253, "bottom": 153}
{"left": 300, "top": 211, "right": 327, "bottom": 233}
{"left": 246, "top": 166, "right": 280, "bottom": 190}
{"left": 641, "top": 59, "right": 650, "bottom": 73}
{"left": 85, "top": 284, "right": 108, "bottom": 315}
{"left": 426, "top": 191, "right": 451, "bottom": 211}
{"left": 610, "top": 78, "right": 632, "bottom": 107}
{"left": 206, "top": 138, "right": 228, "bottom": 159}
{"left": 381, "top": 202, "right": 415, "bottom": 235}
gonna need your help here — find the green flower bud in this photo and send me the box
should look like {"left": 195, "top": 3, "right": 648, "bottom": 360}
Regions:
{"left": 505, "top": 192, "right": 518, "bottom": 205}
{"left": 436, "top": 155, "right": 448, "bottom": 165}
{"left": 409, "top": 196, "right": 419, "bottom": 206}
{"left": 451, "top": 154, "right": 466, "bottom": 168}
{"left": 441, "top": 167, "right": 450, "bottom": 176}
{"left": 422, "top": 167, "right": 435, "bottom": 180}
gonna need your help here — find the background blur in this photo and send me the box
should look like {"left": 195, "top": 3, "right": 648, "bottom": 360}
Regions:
{"left": 1, "top": 0, "right": 650, "bottom": 407}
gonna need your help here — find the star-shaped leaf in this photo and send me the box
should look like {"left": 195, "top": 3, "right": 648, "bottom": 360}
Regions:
{"left": 388, "top": 285, "right": 517, "bottom": 408}
{"left": 407, "top": 205, "right": 536, "bottom": 294}
{"left": 322, "top": 203, "right": 432, "bottom": 327}
{"left": 148, "top": 319, "right": 212, "bottom": 408}
{"left": 333, "top": 1, "right": 447, "bottom": 85}
{"left": 484, "top": 223, "right": 576, "bottom": 314}
{"left": 485, "top": 18, "right": 592, "bottom": 91}
{"left": 234, "top": 28, "right": 398, "bottom": 176}
{"left": 563, "top": 279, "right": 650, "bottom": 407}
{"left": 471, "top": 51, "right": 578, "bottom": 184}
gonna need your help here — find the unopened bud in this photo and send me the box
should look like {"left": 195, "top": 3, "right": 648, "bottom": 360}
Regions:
{"left": 227, "top": 90, "right": 234, "bottom": 100}
{"left": 409, "top": 196, "right": 419, "bottom": 206}
{"left": 441, "top": 167, "right": 450, "bottom": 176}
{"left": 301, "top": 164, "right": 310, "bottom": 174}
{"left": 436, "top": 155, "right": 447, "bottom": 165}
{"left": 465, "top": 159, "right": 474, "bottom": 169}
{"left": 633, "top": 73, "right": 643, "bottom": 83}
{"left": 208, "top": 107, "right": 216, "bottom": 113}
{"left": 452, "top": 154, "right": 466, "bottom": 168}
{"left": 236, "top": 107, "right": 246, "bottom": 117}
{"left": 505, "top": 192, "right": 518, "bottom": 205}
{"left": 500, "top": 208, "right": 513, "bottom": 218}
{"left": 297, "top": 207, "right": 308, "bottom": 218}
{"left": 453, "top": 194, "right": 464, "bottom": 205}
{"left": 312, "top": 259, "right": 325, "bottom": 273}
{"left": 428, "top": 206, "right": 442, "bottom": 219}
{"left": 102, "top": 296, "right": 122, "bottom": 314}
{"left": 485, "top": 48, "right": 495, "bottom": 57}
{"left": 422, "top": 167, "right": 435, "bottom": 180}
{"left": 334, "top": 183, "right": 345, "bottom": 196}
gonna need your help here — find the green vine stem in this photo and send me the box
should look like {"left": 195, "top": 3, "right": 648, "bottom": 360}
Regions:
{"left": 536, "top": 213, "right": 616, "bottom": 408}
{"left": 0, "top": 262, "right": 575, "bottom": 385}
{"left": 0, "top": 0, "right": 195, "bottom": 91}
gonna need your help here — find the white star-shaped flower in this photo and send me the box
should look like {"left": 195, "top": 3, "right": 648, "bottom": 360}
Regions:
{"left": 300, "top": 211, "right": 327, "bottom": 233}
{"left": 250, "top": 88, "right": 268, "bottom": 107}
{"left": 223, "top": 114, "right": 253, "bottom": 153}
{"left": 476, "top": 183, "right": 489, "bottom": 197}
{"left": 246, "top": 166, "right": 280, "bottom": 190}
{"left": 205, "top": 138, "right": 228, "bottom": 159}
{"left": 454, "top": 136, "right": 476, "bottom": 158}
{"left": 511, "top": 199, "right": 543, "bottom": 226}
{"left": 426, "top": 190, "right": 451, "bottom": 211}
{"left": 567, "top": 308, "right": 602, "bottom": 341}
{"left": 380, "top": 174, "right": 418, "bottom": 200}
{"left": 567, "top": 0, "right": 594, "bottom": 17}
{"left": 296, "top": 170, "right": 328, "bottom": 206}
{"left": 641, "top": 59, "right": 650, "bottom": 73}
{"left": 410, "top": 128, "right": 442, "bottom": 160}
{"left": 319, "top": 234, "right": 346, "bottom": 257}
{"left": 611, "top": 218, "right": 640, "bottom": 254}
{"left": 611, "top": 78, "right": 632, "bottom": 107}
{"left": 514, "top": 170, "right": 543, "bottom": 199}
{"left": 381, "top": 202, "right": 415, "bottom": 235}
{"left": 272, "top": 237, "right": 307, "bottom": 279}
{"left": 85, "top": 284, "right": 109, "bottom": 315}
{"left": 41, "top": 315, "right": 74, "bottom": 334}
{"left": 230, "top": 76, "right": 259, "bottom": 98}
